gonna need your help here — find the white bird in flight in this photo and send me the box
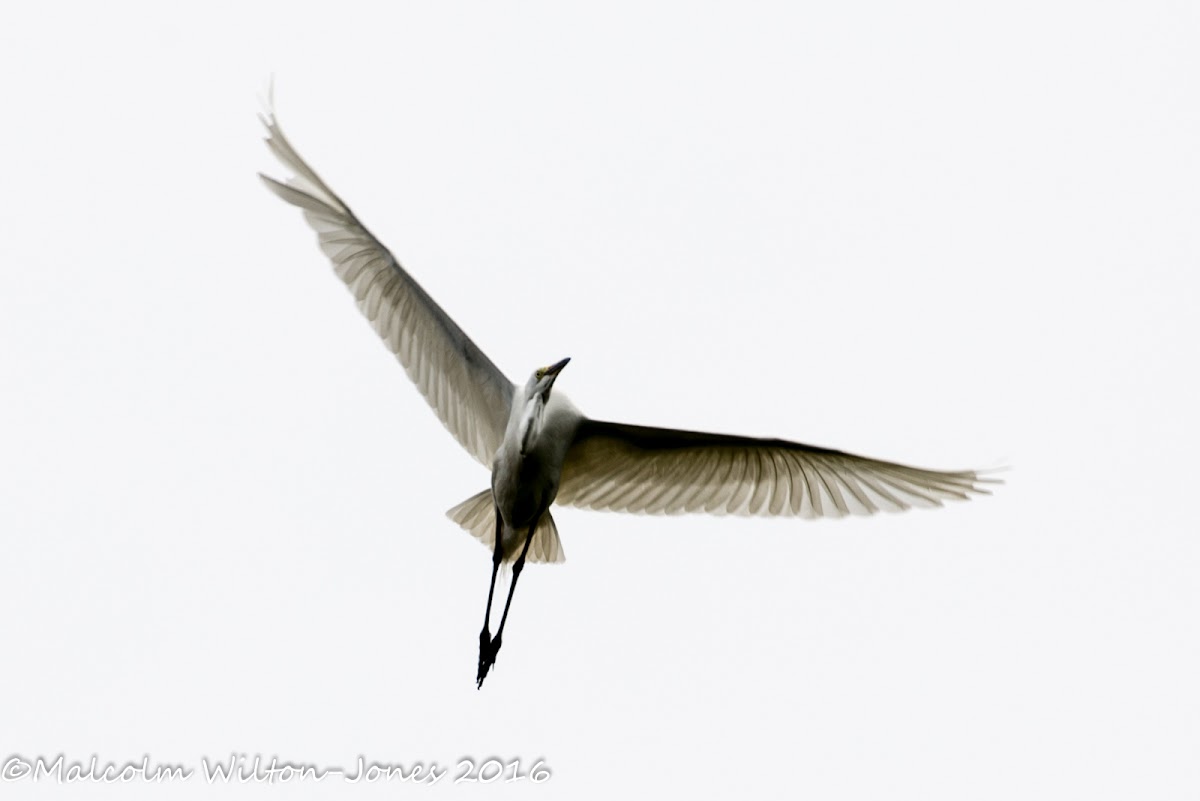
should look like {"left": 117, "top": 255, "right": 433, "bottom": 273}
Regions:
{"left": 259, "top": 101, "right": 999, "bottom": 688}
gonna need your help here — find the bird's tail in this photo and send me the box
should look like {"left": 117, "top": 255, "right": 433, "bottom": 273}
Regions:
{"left": 446, "top": 490, "right": 566, "bottom": 564}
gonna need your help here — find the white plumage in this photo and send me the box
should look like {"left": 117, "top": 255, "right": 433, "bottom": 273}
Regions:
{"left": 259, "top": 99, "right": 999, "bottom": 687}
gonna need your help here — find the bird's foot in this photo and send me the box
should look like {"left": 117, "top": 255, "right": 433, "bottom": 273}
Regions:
{"left": 475, "top": 635, "right": 502, "bottom": 689}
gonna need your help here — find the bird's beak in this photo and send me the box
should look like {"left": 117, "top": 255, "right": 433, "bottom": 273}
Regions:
{"left": 545, "top": 357, "right": 570, "bottom": 378}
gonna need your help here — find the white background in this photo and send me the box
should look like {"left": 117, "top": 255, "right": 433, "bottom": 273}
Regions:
{"left": 2, "top": 1, "right": 1197, "bottom": 798}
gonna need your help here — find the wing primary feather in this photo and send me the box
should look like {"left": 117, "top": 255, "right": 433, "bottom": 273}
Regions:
{"left": 677, "top": 446, "right": 720, "bottom": 512}
{"left": 747, "top": 448, "right": 773, "bottom": 515}
{"left": 837, "top": 460, "right": 904, "bottom": 513}
{"left": 725, "top": 448, "right": 752, "bottom": 514}
{"left": 830, "top": 460, "right": 878, "bottom": 515}
{"left": 702, "top": 449, "right": 739, "bottom": 515}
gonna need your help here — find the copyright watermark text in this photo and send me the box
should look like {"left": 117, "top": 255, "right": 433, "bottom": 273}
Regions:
{"left": 3, "top": 754, "right": 551, "bottom": 785}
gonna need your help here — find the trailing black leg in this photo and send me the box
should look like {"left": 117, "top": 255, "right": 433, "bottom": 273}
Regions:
{"left": 476, "top": 505, "right": 505, "bottom": 688}
{"left": 476, "top": 520, "right": 537, "bottom": 688}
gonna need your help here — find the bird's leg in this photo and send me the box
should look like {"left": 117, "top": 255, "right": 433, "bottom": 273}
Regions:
{"left": 477, "top": 504, "right": 505, "bottom": 688}
{"left": 481, "top": 521, "right": 538, "bottom": 679}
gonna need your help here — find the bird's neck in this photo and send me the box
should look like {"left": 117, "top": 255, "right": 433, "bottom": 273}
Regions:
{"left": 515, "top": 396, "right": 545, "bottom": 457}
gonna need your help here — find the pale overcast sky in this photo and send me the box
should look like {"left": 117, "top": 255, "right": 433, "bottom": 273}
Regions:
{"left": 2, "top": 1, "right": 1198, "bottom": 798}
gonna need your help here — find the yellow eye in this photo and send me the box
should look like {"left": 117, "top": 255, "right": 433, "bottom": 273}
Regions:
{"left": 536, "top": 368, "right": 545, "bottom": 379}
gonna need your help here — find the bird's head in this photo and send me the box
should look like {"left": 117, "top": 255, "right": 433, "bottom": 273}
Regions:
{"left": 516, "top": 357, "right": 570, "bottom": 456}
{"left": 524, "top": 357, "right": 570, "bottom": 402}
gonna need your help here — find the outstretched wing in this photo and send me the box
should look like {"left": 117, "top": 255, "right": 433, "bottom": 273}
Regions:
{"left": 556, "top": 420, "right": 998, "bottom": 518}
{"left": 259, "top": 107, "right": 514, "bottom": 466}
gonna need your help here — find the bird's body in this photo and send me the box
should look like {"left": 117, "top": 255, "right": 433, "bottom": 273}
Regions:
{"left": 491, "top": 378, "right": 579, "bottom": 558}
{"left": 259, "top": 97, "right": 1000, "bottom": 688}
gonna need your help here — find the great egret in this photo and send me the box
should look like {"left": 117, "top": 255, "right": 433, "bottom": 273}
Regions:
{"left": 259, "top": 104, "right": 999, "bottom": 689}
